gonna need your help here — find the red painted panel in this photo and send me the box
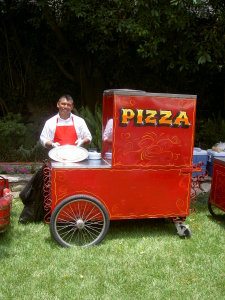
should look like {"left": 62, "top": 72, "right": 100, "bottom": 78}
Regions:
{"left": 210, "top": 159, "right": 225, "bottom": 212}
{"left": 112, "top": 95, "right": 196, "bottom": 168}
{"left": 51, "top": 168, "right": 191, "bottom": 219}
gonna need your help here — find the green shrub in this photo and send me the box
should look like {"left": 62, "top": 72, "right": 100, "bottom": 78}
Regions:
{"left": 0, "top": 164, "right": 40, "bottom": 174}
{"left": 0, "top": 113, "right": 27, "bottom": 161}
{"left": 195, "top": 114, "right": 225, "bottom": 149}
{"left": 75, "top": 103, "right": 102, "bottom": 151}
{"left": 17, "top": 142, "right": 48, "bottom": 162}
{"left": 0, "top": 113, "right": 47, "bottom": 162}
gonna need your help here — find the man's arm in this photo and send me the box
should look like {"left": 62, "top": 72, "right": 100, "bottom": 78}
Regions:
{"left": 76, "top": 137, "right": 91, "bottom": 146}
{"left": 40, "top": 118, "right": 56, "bottom": 149}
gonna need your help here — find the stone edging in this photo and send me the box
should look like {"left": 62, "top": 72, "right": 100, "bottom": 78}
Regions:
{"left": 0, "top": 162, "right": 42, "bottom": 198}
{"left": 0, "top": 174, "right": 33, "bottom": 198}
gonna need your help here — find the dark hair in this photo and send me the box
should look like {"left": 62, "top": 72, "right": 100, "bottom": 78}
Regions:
{"left": 58, "top": 94, "right": 74, "bottom": 104}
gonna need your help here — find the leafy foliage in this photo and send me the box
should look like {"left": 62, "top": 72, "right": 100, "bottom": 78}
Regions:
{"left": 0, "top": 113, "right": 27, "bottom": 161}
{"left": 0, "top": 164, "right": 40, "bottom": 174}
{"left": 0, "top": 1, "right": 225, "bottom": 160}
{"left": 0, "top": 113, "right": 47, "bottom": 161}
{"left": 17, "top": 142, "right": 48, "bottom": 162}
{"left": 195, "top": 114, "right": 225, "bottom": 149}
{"left": 0, "top": 0, "right": 225, "bottom": 117}
{"left": 76, "top": 104, "right": 103, "bottom": 151}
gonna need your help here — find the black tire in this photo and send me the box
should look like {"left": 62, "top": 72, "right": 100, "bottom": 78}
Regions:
{"left": 183, "top": 227, "right": 191, "bottom": 238}
{"left": 177, "top": 224, "right": 192, "bottom": 239}
{"left": 208, "top": 195, "right": 219, "bottom": 217}
{"left": 50, "top": 194, "right": 110, "bottom": 247}
{"left": 208, "top": 198, "right": 224, "bottom": 217}
{"left": 208, "top": 201, "right": 216, "bottom": 217}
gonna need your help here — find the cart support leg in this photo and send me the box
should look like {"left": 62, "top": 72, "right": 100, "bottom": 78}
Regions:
{"left": 172, "top": 217, "right": 191, "bottom": 238}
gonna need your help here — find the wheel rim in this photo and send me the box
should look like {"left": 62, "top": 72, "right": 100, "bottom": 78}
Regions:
{"left": 53, "top": 199, "right": 106, "bottom": 247}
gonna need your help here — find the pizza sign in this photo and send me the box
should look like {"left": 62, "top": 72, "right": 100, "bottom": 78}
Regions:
{"left": 119, "top": 108, "right": 191, "bottom": 128}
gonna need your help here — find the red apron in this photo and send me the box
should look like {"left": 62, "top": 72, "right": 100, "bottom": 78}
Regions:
{"left": 53, "top": 117, "right": 78, "bottom": 145}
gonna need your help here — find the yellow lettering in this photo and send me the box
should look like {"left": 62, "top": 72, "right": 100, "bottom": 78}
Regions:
{"left": 120, "top": 109, "right": 135, "bottom": 125}
{"left": 159, "top": 110, "right": 172, "bottom": 126}
{"left": 173, "top": 111, "right": 191, "bottom": 127}
{"left": 145, "top": 110, "right": 157, "bottom": 125}
{"left": 136, "top": 109, "right": 144, "bottom": 124}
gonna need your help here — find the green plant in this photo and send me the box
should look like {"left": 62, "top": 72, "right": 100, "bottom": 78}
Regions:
{"left": 0, "top": 164, "right": 39, "bottom": 174}
{"left": 195, "top": 114, "right": 225, "bottom": 149}
{"left": 0, "top": 113, "right": 27, "bottom": 161}
{"left": 0, "top": 113, "right": 48, "bottom": 162}
{"left": 17, "top": 142, "right": 48, "bottom": 162}
{"left": 75, "top": 103, "right": 102, "bottom": 150}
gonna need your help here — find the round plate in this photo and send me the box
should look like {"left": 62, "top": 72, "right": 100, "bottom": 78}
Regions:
{"left": 48, "top": 145, "right": 89, "bottom": 163}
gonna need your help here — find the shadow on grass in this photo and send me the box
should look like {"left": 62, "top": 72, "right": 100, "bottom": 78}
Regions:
{"left": 0, "top": 229, "right": 12, "bottom": 258}
{"left": 106, "top": 218, "right": 177, "bottom": 242}
{"left": 207, "top": 214, "right": 225, "bottom": 229}
{"left": 106, "top": 194, "right": 213, "bottom": 242}
{"left": 6, "top": 194, "right": 223, "bottom": 249}
{"left": 193, "top": 194, "right": 225, "bottom": 229}
{"left": 0, "top": 208, "right": 19, "bottom": 250}
{"left": 195, "top": 193, "right": 225, "bottom": 222}
{"left": 43, "top": 218, "right": 178, "bottom": 248}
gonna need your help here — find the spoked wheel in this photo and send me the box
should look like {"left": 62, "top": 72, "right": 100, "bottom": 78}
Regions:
{"left": 50, "top": 195, "right": 110, "bottom": 247}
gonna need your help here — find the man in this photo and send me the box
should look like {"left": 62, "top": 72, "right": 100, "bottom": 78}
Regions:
{"left": 40, "top": 94, "right": 92, "bottom": 148}
{"left": 19, "top": 94, "right": 92, "bottom": 223}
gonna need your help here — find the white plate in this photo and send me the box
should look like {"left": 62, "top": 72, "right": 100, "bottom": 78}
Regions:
{"left": 48, "top": 145, "right": 89, "bottom": 163}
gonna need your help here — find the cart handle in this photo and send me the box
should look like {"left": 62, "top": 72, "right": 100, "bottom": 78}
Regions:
{"left": 181, "top": 167, "right": 202, "bottom": 174}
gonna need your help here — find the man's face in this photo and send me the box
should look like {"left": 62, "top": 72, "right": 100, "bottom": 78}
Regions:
{"left": 57, "top": 98, "right": 74, "bottom": 119}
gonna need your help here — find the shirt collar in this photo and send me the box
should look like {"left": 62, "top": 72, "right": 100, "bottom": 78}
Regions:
{"left": 57, "top": 113, "right": 73, "bottom": 122}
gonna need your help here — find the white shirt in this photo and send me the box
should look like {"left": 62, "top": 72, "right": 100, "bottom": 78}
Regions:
{"left": 40, "top": 113, "right": 92, "bottom": 147}
{"left": 103, "top": 118, "right": 113, "bottom": 141}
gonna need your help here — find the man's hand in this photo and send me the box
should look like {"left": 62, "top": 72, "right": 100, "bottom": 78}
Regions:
{"left": 52, "top": 142, "right": 60, "bottom": 148}
{"left": 75, "top": 138, "right": 84, "bottom": 147}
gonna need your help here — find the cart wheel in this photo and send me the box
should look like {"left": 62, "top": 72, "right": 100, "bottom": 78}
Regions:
{"left": 50, "top": 195, "right": 110, "bottom": 248}
{"left": 182, "top": 225, "right": 191, "bottom": 239}
{"left": 175, "top": 223, "right": 191, "bottom": 239}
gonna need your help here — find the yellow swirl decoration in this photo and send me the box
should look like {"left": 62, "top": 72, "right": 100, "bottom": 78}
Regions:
{"left": 120, "top": 132, "right": 181, "bottom": 164}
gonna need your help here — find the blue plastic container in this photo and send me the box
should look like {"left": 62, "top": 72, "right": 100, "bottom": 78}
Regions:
{"left": 192, "top": 148, "right": 208, "bottom": 177}
{"left": 207, "top": 149, "right": 225, "bottom": 176}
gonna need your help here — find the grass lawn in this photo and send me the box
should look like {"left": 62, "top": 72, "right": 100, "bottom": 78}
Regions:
{"left": 0, "top": 193, "right": 224, "bottom": 300}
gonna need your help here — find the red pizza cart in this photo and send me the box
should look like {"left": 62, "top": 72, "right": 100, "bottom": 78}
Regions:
{"left": 208, "top": 158, "right": 225, "bottom": 216}
{"left": 46, "top": 89, "right": 197, "bottom": 247}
